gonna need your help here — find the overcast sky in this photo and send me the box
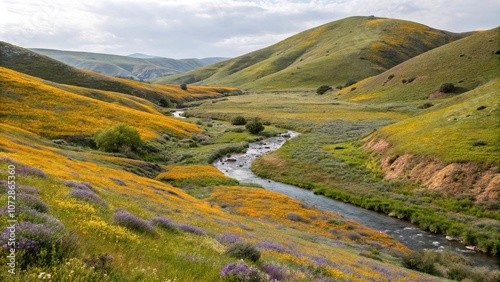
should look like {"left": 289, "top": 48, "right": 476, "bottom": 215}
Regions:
{"left": 1, "top": 0, "right": 499, "bottom": 59}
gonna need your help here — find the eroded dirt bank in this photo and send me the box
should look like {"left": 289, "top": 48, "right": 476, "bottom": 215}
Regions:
{"left": 363, "top": 137, "right": 500, "bottom": 203}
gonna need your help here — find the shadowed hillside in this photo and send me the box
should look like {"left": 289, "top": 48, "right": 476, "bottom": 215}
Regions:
{"left": 156, "top": 16, "right": 466, "bottom": 89}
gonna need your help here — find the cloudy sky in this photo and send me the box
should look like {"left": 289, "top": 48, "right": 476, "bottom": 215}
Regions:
{"left": 1, "top": 0, "right": 499, "bottom": 59}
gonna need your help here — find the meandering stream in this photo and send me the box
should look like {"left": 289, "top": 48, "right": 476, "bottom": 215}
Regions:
{"left": 212, "top": 131, "right": 500, "bottom": 269}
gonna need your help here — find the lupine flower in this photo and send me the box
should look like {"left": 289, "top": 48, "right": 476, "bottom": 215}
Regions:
{"left": 17, "top": 166, "right": 47, "bottom": 178}
{"left": 150, "top": 216, "right": 178, "bottom": 231}
{"left": 215, "top": 233, "right": 241, "bottom": 245}
{"left": 0, "top": 220, "right": 64, "bottom": 252}
{"left": 113, "top": 209, "right": 155, "bottom": 234}
{"left": 18, "top": 193, "right": 49, "bottom": 213}
{"left": 220, "top": 261, "right": 263, "bottom": 282}
{"left": 70, "top": 189, "right": 107, "bottom": 206}
{"left": 63, "top": 180, "right": 95, "bottom": 191}
{"left": 176, "top": 223, "right": 205, "bottom": 235}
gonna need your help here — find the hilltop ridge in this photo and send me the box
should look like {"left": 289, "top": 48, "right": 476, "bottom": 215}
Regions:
{"left": 156, "top": 16, "right": 466, "bottom": 89}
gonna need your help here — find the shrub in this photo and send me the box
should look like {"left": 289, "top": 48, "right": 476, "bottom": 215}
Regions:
{"left": 245, "top": 119, "right": 264, "bottom": 135}
{"left": 472, "top": 139, "right": 487, "bottom": 146}
{"left": 402, "top": 250, "right": 438, "bottom": 275}
{"left": 439, "top": 83, "right": 455, "bottom": 93}
{"left": 112, "top": 210, "right": 155, "bottom": 234}
{"left": 387, "top": 74, "right": 395, "bottom": 80}
{"left": 316, "top": 85, "right": 332, "bottom": 95}
{"left": 344, "top": 80, "right": 357, "bottom": 87}
{"left": 180, "top": 83, "right": 188, "bottom": 90}
{"left": 226, "top": 242, "right": 261, "bottom": 262}
{"left": 220, "top": 262, "right": 263, "bottom": 282}
{"left": 418, "top": 102, "right": 434, "bottom": 109}
{"left": 94, "top": 123, "right": 142, "bottom": 153}
{"left": 232, "top": 116, "right": 247, "bottom": 125}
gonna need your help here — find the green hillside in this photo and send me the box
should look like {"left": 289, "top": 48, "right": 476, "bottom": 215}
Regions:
{"left": 156, "top": 16, "right": 465, "bottom": 89}
{"left": 31, "top": 48, "right": 228, "bottom": 80}
{"left": 0, "top": 42, "right": 238, "bottom": 105}
{"left": 339, "top": 27, "right": 500, "bottom": 103}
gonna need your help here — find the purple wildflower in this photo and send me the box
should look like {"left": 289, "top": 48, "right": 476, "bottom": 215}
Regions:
{"left": 260, "top": 263, "right": 289, "bottom": 281}
{"left": 150, "top": 216, "right": 178, "bottom": 230}
{"left": 18, "top": 194, "right": 49, "bottom": 213}
{"left": 17, "top": 166, "right": 47, "bottom": 178}
{"left": 70, "top": 189, "right": 107, "bottom": 206}
{"left": 0, "top": 220, "right": 64, "bottom": 252}
{"left": 216, "top": 233, "right": 242, "bottom": 245}
{"left": 220, "top": 262, "right": 263, "bottom": 282}
{"left": 63, "top": 180, "right": 95, "bottom": 191}
{"left": 176, "top": 223, "right": 206, "bottom": 235}
{"left": 113, "top": 209, "right": 155, "bottom": 234}
{"left": 258, "top": 242, "right": 290, "bottom": 254}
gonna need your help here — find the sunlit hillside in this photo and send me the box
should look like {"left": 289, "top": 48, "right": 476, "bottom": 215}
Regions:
{"left": 0, "top": 67, "right": 199, "bottom": 139}
{"left": 0, "top": 42, "right": 239, "bottom": 105}
{"left": 156, "top": 16, "right": 465, "bottom": 89}
{"left": 339, "top": 26, "right": 500, "bottom": 103}
{"left": 0, "top": 119, "right": 445, "bottom": 281}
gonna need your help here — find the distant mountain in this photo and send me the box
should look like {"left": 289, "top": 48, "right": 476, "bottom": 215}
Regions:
{"left": 127, "top": 53, "right": 159, "bottom": 59}
{"left": 30, "top": 48, "right": 229, "bottom": 80}
{"left": 155, "top": 16, "right": 468, "bottom": 89}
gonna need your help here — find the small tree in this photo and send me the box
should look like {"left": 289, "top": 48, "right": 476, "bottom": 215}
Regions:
{"left": 246, "top": 119, "right": 264, "bottom": 135}
{"left": 180, "top": 83, "right": 188, "bottom": 91}
{"left": 316, "top": 85, "right": 332, "bottom": 95}
{"left": 439, "top": 83, "right": 455, "bottom": 93}
{"left": 94, "top": 123, "right": 142, "bottom": 153}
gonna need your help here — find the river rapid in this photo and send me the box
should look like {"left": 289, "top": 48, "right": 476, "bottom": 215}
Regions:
{"left": 212, "top": 131, "right": 500, "bottom": 269}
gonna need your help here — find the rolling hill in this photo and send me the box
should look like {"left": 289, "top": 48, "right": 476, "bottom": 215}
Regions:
{"left": 338, "top": 26, "right": 500, "bottom": 103}
{"left": 0, "top": 42, "right": 239, "bottom": 105}
{"left": 31, "top": 48, "right": 229, "bottom": 80}
{"left": 155, "top": 16, "right": 467, "bottom": 89}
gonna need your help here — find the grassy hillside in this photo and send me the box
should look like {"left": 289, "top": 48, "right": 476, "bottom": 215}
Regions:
{"left": 0, "top": 91, "right": 447, "bottom": 281}
{"left": 31, "top": 48, "right": 229, "bottom": 80}
{"left": 371, "top": 79, "right": 500, "bottom": 164}
{"left": 339, "top": 26, "right": 500, "bottom": 103}
{"left": 0, "top": 42, "right": 238, "bottom": 105}
{"left": 0, "top": 67, "right": 199, "bottom": 139}
{"left": 156, "top": 16, "right": 465, "bottom": 90}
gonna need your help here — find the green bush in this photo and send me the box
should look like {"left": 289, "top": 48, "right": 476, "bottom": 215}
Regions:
{"left": 344, "top": 80, "right": 357, "bottom": 88}
{"left": 439, "top": 83, "right": 455, "bottom": 93}
{"left": 232, "top": 116, "right": 247, "bottom": 125}
{"left": 94, "top": 123, "right": 142, "bottom": 153}
{"left": 226, "top": 242, "right": 261, "bottom": 262}
{"left": 246, "top": 119, "right": 265, "bottom": 135}
{"left": 180, "top": 83, "right": 188, "bottom": 91}
{"left": 316, "top": 85, "right": 332, "bottom": 95}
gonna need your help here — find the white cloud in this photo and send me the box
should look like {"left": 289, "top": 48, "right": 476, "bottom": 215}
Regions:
{"left": 0, "top": 0, "right": 498, "bottom": 58}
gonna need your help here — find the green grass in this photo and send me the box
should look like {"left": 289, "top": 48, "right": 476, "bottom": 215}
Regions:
{"left": 156, "top": 16, "right": 465, "bottom": 90}
{"left": 340, "top": 26, "right": 499, "bottom": 103}
{"left": 374, "top": 79, "right": 500, "bottom": 164}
